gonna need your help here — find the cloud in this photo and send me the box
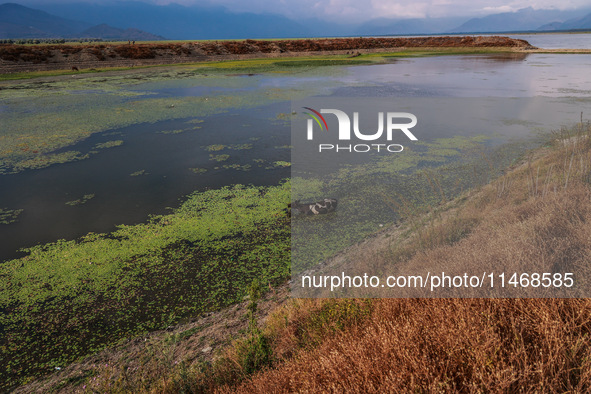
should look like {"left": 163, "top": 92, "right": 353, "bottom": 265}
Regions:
{"left": 201, "top": 0, "right": 591, "bottom": 21}
{"left": 482, "top": 5, "right": 516, "bottom": 13}
{"left": 18, "top": 0, "right": 591, "bottom": 22}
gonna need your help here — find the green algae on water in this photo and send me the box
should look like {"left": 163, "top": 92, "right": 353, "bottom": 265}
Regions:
{"left": 209, "top": 154, "right": 230, "bottom": 162}
{"left": 204, "top": 144, "right": 226, "bottom": 152}
{"left": 0, "top": 208, "right": 24, "bottom": 224}
{"left": 189, "top": 167, "right": 207, "bottom": 174}
{"left": 0, "top": 181, "right": 291, "bottom": 389}
{"left": 0, "top": 67, "right": 329, "bottom": 174}
{"left": 266, "top": 161, "right": 291, "bottom": 169}
{"left": 94, "top": 140, "right": 123, "bottom": 149}
{"left": 65, "top": 194, "right": 95, "bottom": 206}
{"left": 221, "top": 163, "right": 251, "bottom": 171}
{"left": 130, "top": 170, "right": 148, "bottom": 176}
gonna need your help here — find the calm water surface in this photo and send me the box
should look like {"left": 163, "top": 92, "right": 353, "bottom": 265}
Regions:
{"left": 506, "top": 32, "right": 591, "bottom": 49}
{"left": 1, "top": 50, "right": 590, "bottom": 262}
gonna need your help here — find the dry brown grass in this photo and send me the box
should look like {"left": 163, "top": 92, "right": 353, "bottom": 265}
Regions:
{"left": 229, "top": 298, "right": 591, "bottom": 392}
{"left": 0, "top": 36, "right": 531, "bottom": 65}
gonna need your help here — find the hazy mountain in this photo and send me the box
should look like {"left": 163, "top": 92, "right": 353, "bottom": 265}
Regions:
{"left": 537, "top": 21, "right": 564, "bottom": 31}
{"left": 538, "top": 12, "right": 591, "bottom": 31}
{"left": 0, "top": 2, "right": 90, "bottom": 38}
{"left": 0, "top": 3, "right": 165, "bottom": 40}
{"left": 296, "top": 18, "right": 353, "bottom": 37}
{"left": 449, "top": 7, "right": 586, "bottom": 33}
{"left": 32, "top": 1, "right": 310, "bottom": 39}
{"left": 356, "top": 17, "right": 465, "bottom": 36}
{"left": 80, "top": 23, "right": 165, "bottom": 41}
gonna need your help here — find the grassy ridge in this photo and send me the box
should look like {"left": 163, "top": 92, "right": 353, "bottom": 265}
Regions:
{"left": 0, "top": 55, "right": 376, "bottom": 81}
{"left": 0, "top": 48, "right": 523, "bottom": 81}
{"left": 0, "top": 181, "right": 291, "bottom": 389}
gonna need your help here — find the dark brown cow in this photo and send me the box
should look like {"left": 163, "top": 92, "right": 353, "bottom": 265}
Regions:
{"left": 291, "top": 198, "right": 337, "bottom": 216}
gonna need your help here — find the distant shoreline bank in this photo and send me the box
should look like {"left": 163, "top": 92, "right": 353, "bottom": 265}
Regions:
{"left": 0, "top": 36, "right": 534, "bottom": 74}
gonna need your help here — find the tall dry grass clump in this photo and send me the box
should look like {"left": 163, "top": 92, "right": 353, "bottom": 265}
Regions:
{"left": 231, "top": 299, "right": 591, "bottom": 392}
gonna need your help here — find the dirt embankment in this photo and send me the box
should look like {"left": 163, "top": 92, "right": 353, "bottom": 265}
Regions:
{"left": 0, "top": 36, "right": 534, "bottom": 73}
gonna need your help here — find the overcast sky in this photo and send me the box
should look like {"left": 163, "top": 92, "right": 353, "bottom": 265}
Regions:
{"left": 18, "top": 0, "right": 591, "bottom": 22}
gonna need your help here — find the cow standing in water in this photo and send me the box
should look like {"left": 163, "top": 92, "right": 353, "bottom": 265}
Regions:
{"left": 290, "top": 198, "right": 338, "bottom": 216}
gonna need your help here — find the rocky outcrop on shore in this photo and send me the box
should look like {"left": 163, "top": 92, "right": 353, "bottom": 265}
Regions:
{"left": 0, "top": 36, "right": 534, "bottom": 73}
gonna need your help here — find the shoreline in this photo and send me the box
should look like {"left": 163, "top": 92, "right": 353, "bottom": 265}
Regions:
{"left": 15, "top": 121, "right": 591, "bottom": 392}
{"left": 0, "top": 36, "right": 534, "bottom": 75}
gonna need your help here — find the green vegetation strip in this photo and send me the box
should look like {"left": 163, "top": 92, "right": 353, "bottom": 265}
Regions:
{"left": 0, "top": 181, "right": 291, "bottom": 389}
{"left": 94, "top": 140, "right": 123, "bottom": 149}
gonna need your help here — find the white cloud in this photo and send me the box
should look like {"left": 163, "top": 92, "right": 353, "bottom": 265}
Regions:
{"left": 371, "top": 1, "right": 430, "bottom": 19}
{"left": 207, "top": 0, "right": 591, "bottom": 21}
{"left": 482, "top": 5, "right": 516, "bottom": 13}
{"left": 19, "top": 0, "right": 591, "bottom": 22}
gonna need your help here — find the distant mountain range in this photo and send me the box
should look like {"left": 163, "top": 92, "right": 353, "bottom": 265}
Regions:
{"left": 356, "top": 17, "right": 465, "bottom": 36}
{"left": 1, "top": 2, "right": 591, "bottom": 41}
{"left": 0, "top": 3, "right": 162, "bottom": 40}
{"left": 358, "top": 7, "right": 591, "bottom": 36}
{"left": 80, "top": 24, "right": 164, "bottom": 41}
{"left": 0, "top": 2, "right": 90, "bottom": 38}
{"left": 14, "top": 1, "right": 309, "bottom": 40}
{"left": 449, "top": 7, "right": 590, "bottom": 33}
{"left": 538, "top": 12, "right": 591, "bottom": 31}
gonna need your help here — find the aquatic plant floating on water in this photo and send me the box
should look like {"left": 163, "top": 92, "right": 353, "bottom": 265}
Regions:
{"left": 0, "top": 208, "right": 24, "bottom": 224}
{"left": 65, "top": 194, "right": 95, "bottom": 206}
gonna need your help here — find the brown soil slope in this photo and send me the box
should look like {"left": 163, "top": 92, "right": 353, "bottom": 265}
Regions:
{"left": 0, "top": 36, "right": 533, "bottom": 73}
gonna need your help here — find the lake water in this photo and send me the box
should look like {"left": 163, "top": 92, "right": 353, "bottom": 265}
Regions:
{"left": 1, "top": 38, "right": 591, "bottom": 262}
{"left": 506, "top": 32, "right": 591, "bottom": 49}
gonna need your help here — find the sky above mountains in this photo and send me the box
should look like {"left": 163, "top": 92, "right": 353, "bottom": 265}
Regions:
{"left": 3, "top": 0, "right": 590, "bottom": 40}
{"left": 15, "top": 0, "right": 591, "bottom": 23}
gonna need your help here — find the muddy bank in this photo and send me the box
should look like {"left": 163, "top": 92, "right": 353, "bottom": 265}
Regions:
{"left": 0, "top": 36, "right": 534, "bottom": 73}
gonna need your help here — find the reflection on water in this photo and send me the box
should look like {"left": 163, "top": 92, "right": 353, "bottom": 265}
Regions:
{"left": 343, "top": 54, "right": 591, "bottom": 97}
